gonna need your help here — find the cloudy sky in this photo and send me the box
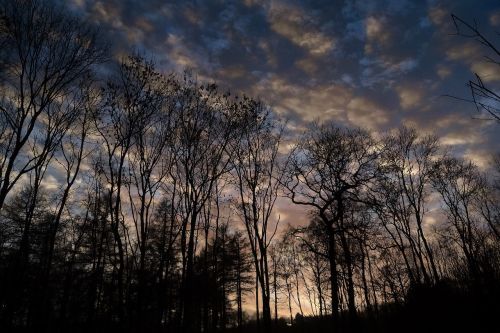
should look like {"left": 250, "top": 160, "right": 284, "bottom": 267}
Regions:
{"left": 68, "top": 0, "right": 500, "bottom": 170}
{"left": 58, "top": 0, "right": 500, "bottom": 315}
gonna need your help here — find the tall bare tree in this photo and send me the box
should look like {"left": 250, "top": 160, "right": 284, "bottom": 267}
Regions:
{"left": 0, "top": 0, "right": 104, "bottom": 212}
{"left": 380, "top": 126, "right": 441, "bottom": 284}
{"left": 232, "top": 98, "right": 284, "bottom": 332}
{"left": 431, "top": 157, "right": 488, "bottom": 281}
{"left": 169, "top": 75, "right": 236, "bottom": 332}
{"left": 283, "top": 123, "right": 380, "bottom": 328}
{"left": 0, "top": 0, "right": 103, "bottom": 327}
{"left": 93, "top": 55, "right": 165, "bottom": 323}
{"left": 123, "top": 59, "right": 173, "bottom": 325}
{"left": 450, "top": 14, "right": 500, "bottom": 122}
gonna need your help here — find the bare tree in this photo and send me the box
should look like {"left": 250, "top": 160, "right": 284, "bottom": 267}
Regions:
{"left": 295, "top": 219, "right": 330, "bottom": 317}
{"left": 93, "top": 55, "right": 164, "bottom": 323}
{"left": 274, "top": 235, "right": 296, "bottom": 325}
{"left": 232, "top": 98, "right": 285, "bottom": 332}
{"left": 31, "top": 80, "right": 99, "bottom": 328}
{"left": 0, "top": 1, "right": 103, "bottom": 326}
{"left": 450, "top": 14, "right": 500, "bottom": 122}
{"left": 168, "top": 75, "right": 236, "bottom": 332}
{"left": 283, "top": 123, "right": 380, "bottom": 327}
{"left": 478, "top": 157, "right": 500, "bottom": 241}
{"left": 0, "top": 0, "right": 104, "bottom": 212}
{"left": 122, "top": 58, "right": 173, "bottom": 325}
{"left": 149, "top": 196, "right": 182, "bottom": 328}
{"left": 431, "top": 157, "right": 488, "bottom": 281}
{"left": 379, "top": 126, "right": 441, "bottom": 285}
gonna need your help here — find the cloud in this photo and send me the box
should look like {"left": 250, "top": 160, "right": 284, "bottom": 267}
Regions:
{"left": 215, "top": 65, "right": 248, "bottom": 80}
{"left": 434, "top": 114, "right": 486, "bottom": 148}
{"left": 364, "top": 16, "right": 391, "bottom": 54}
{"left": 470, "top": 61, "right": 500, "bottom": 82}
{"left": 397, "top": 86, "right": 423, "bottom": 110}
{"left": 164, "top": 33, "right": 215, "bottom": 72}
{"left": 428, "top": 6, "right": 448, "bottom": 26}
{"left": 463, "top": 148, "right": 493, "bottom": 170}
{"left": 91, "top": 1, "right": 124, "bottom": 29}
{"left": 446, "top": 42, "right": 481, "bottom": 63}
{"left": 243, "top": 0, "right": 264, "bottom": 7}
{"left": 346, "top": 96, "right": 389, "bottom": 130}
{"left": 267, "top": 1, "right": 335, "bottom": 56}
{"left": 490, "top": 11, "right": 500, "bottom": 27}
{"left": 183, "top": 6, "right": 202, "bottom": 26}
{"left": 41, "top": 174, "right": 61, "bottom": 191}
{"left": 440, "top": 134, "right": 481, "bottom": 146}
{"left": 295, "top": 57, "right": 319, "bottom": 75}
{"left": 360, "top": 57, "right": 418, "bottom": 87}
{"left": 69, "top": 0, "right": 86, "bottom": 9}
{"left": 165, "top": 34, "right": 199, "bottom": 69}
{"left": 249, "top": 74, "right": 392, "bottom": 133}
{"left": 250, "top": 74, "right": 352, "bottom": 125}
{"left": 436, "top": 64, "right": 452, "bottom": 79}
{"left": 257, "top": 39, "right": 278, "bottom": 68}
{"left": 74, "top": 0, "right": 500, "bottom": 186}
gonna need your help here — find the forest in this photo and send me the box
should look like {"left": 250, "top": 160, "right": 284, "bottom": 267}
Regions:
{"left": 0, "top": 0, "right": 500, "bottom": 332}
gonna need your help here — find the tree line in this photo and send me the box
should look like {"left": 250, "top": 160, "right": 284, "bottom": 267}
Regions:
{"left": 0, "top": 1, "right": 499, "bottom": 332}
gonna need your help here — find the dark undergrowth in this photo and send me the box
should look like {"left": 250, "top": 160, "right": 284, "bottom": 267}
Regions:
{"left": 5, "top": 279, "right": 498, "bottom": 333}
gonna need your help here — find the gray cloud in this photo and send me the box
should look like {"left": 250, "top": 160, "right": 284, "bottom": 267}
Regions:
{"left": 72, "top": 0, "right": 500, "bottom": 167}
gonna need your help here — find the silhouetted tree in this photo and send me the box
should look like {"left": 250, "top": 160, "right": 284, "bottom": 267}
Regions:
{"left": 283, "top": 123, "right": 380, "bottom": 329}
{"left": 451, "top": 14, "right": 500, "bottom": 122}
{"left": 169, "top": 75, "right": 236, "bottom": 332}
{"left": 0, "top": 0, "right": 104, "bottom": 213}
{"left": 378, "top": 126, "right": 441, "bottom": 285}
{"left": 232, "top": 97, "right": 285, "bottom": 332}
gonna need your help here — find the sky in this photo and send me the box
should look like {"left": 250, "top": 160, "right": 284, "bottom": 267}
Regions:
{"left": 59, "top": 0, "right": 500, "bottom": 315}
{"left": 56, "top": 0, "right": 500, "bottom": 228}
{"left": 64, "top": 0, "right": 500, "bottom": 237}
{"left": 67, "top": 0, "right": 500, "bottom": 171}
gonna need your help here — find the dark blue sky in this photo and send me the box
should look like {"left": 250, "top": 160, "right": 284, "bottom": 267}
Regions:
{"left": 71, "top": 0, "right": 500, "bottom": 167}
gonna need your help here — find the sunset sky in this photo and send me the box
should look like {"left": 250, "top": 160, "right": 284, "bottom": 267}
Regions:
{"left": 3, "top": 1, "right": 500, "bottom": 327}
{"left": 18, "top": 0, "right": 500, "bottom": 319}
{"left": 68, "top": 0, "right": 500, "bottom": 169}
{"left": 62, "top": 0, "right": 500, "bottom": 267}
